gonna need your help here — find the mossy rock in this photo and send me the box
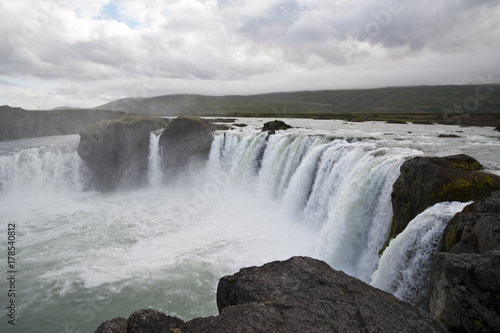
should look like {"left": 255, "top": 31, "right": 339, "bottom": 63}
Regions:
{"left": 381, "top": 154, "right": 500, "bottom": 255}
{"left": 80, "top": 115, "right": 166, "bottom": 137}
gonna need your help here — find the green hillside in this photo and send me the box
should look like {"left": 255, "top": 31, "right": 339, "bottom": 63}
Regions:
{"left": 95, "top": 85, "right": 500, "bottom": 116}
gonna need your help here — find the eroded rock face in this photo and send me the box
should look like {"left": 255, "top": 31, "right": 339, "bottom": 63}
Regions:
{"left": 383, "top": 154, "right": 500, "bottom": 252}
{"left": 159, "top": 116, "right": 213, "bottom": 179}
{"left": 430, "top": 196, "right": 500, "bottom": 332}
{"left": 442, "top": 196, "right": 500, "bottom": 253}
{"left": 94, "top": 257, "right": 447, "bottom": 333}
{"left": 78, "top": 116, "right": 167, "bottom": 191}
{"left": 430, "top": 251, "right": 500, "bottom": 332}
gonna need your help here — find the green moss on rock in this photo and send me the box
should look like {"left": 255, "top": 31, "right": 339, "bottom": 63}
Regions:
{"left": 434, "top": 175, "right": 495, "bottom": 201}
{"left": 381, "top": 154, "right": 500, "bottom": 255}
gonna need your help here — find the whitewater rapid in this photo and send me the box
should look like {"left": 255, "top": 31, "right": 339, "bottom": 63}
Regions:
{"left": 1, "top": 119, "right": 499, "bottom": 332}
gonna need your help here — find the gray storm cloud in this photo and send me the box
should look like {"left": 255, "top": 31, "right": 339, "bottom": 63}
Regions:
{"left": 0, "top": 0, "right": 499, "bottom": 109}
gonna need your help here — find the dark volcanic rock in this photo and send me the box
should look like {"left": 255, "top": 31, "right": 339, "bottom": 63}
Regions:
{"left": 212, "top": 256, "right": 446, "bottom": 333}
{"left": 383, "top": 154, "right": 500, "bottom": 252}
{"left": 430, "top": 196, "right": 500, "bottom": 332}
{"left": 94, "top": 317, "right": 127, "bottom": 333}
{"left": 438, "top": 133, "right": 461, "bottom": 138}
{"left": 78, "top": 116, "right": 167, "bottom": 191}
{"left": 262, "top": 120, "right": 292, "bottom": 132}
{"left": 442, "top": 196, "right": 500, "bottom": 253}
{"left": 95, "top": 257, "right": 447, "bottom": 333}
{"left": 127, "top": 309, "right": 185, "bottom": 333}
{"left": 430, "top": 251, "right": 500, "bottom": 332}
{"left": 94, "top": 310, "right": 184, "bottom": 333}
{"left": 0, "top": 105, "right": 127, "bottom": 141}
{"left": 159, "top": 116, "right": 213, "bottom": 178}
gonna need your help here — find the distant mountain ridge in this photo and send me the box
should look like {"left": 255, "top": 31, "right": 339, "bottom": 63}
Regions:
{"left": 95, "top": 85, "right": 500, "bottom": 116}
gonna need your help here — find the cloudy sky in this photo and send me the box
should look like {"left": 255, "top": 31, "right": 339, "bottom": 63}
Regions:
{"left": 1, "top": 0, "right": 499, "bottom": 110}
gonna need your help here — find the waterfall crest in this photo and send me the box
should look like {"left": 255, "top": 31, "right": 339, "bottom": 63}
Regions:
{"left": 209, "top": 132, "right": 421, "bottom": 281}
{"left": 0, "top": 138, "right": 89, "bottom": 194}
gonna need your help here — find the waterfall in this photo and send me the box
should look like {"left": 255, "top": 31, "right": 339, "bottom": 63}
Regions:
{"left": 209, "top": 132, "right": 422, "bottom": 282}
{"left": 370, "top": 201, "right": 471, "bottom": 309}
{"left": 0, "top": 138, "right": 89, "bottom": 194}
{"left": 148, "top": 130, "right": 163, "bottom": 185}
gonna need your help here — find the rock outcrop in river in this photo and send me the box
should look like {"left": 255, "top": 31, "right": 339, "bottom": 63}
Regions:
{"left": 383, "top": 154, "right": 500, "bottom": 252}
{"left": 159, "top": 116, "right": 214, "bottom": 179}
{"left": 261, "top": 120, "right": 292, "bottom": 133}
{"left": 78, "top": 116, "right": 167, "bottom": 191}
{"left": 95, "top": 256, "right": 446, "bottom": 333}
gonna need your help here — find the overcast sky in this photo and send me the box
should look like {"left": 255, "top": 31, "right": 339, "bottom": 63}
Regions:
{"left": 1, "top": 0, "right": 499, "bottom": 110}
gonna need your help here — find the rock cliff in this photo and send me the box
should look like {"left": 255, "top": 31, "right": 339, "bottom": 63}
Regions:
{"left": 430, "top": 195, "right": 500, "bottom": 332}
{"left": 95, "top": 257, "right": 447, "bottom": 333}
{"left": 78, "top": 116, "right": 167, "bottom": 191}
{"left": 384, "top": 154, "right": 500, "bottom": 332}
{"left": 159, "top": 116, "right": 215, "bottom": 179}
{"left": 383, "top": 154, "right": 500, "bottom": 252}
{"left": 0, "top": 105, "right": 127, "bottom": 140}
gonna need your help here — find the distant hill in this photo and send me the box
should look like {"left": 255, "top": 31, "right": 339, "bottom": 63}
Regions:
{"left": 95, "top": 85, "right": 500, "bottom": 116}
{"left": 51, "top": 106, "right": 83, "bottom": 110}
{"left": 0, "top": 106, "right": 127, "bottom": 141}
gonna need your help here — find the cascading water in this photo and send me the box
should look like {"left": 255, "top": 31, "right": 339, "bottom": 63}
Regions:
{"left": 209, "top": 132, "right": 422, "bottom": 282}
{"left": 148, "top": 130, "right": 163, "bottom": 185}
{"left": 2, "top": 121, "right": 498, "bottom": 333}
{"left": 0, "top": 135, "right": 89, "bottom": 194}
{"left": 370, "top": 201, "right": 471, "bottom": 309}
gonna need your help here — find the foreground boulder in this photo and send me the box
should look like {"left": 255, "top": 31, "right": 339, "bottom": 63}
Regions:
{"left": 159, "top": 116, "right": 214, "bottom": 179}
{"left": 430, "top": 196, "right": 500, "bottom": 332}
{"left": 95, "top": 256, "right": 447, "bottom": 333}
{"left": 78, "top": 116, "right": 167, "bottom": 191}
{"left": 383, "top": 154, "right": 500, "bottom": 252}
